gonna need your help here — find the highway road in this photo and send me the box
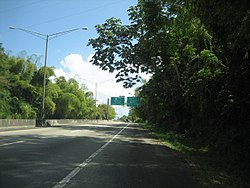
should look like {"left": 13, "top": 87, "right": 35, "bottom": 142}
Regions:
{"left": 0, "top": 122, "right": 198, "bottom": 188}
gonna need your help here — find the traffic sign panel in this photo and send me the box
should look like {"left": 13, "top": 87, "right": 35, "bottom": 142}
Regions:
{"left": 111, "top": 97, "right": 125, "bottom": 106}
{"left": 127, "top": 97, "right": 141, "bottom": 107}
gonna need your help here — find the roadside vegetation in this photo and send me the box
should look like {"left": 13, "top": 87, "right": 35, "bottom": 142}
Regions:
{"left": 89, "top": 0, "right": 250, "bottom": 187}
{"left": 141, "top": 123, "right": 250, "bottom": 188}
{"left": 0, "top": 47, "right": 116, "bottom": 120}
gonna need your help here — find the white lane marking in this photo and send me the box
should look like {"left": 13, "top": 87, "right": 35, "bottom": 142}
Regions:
{"left": 70, "top": 130, "right": 81, "bottom": 133}
{"left": 39, "top": 135, "right": 60, "bottom": 139}
{"left": 53, "top": 123, "right": 130, "bottom": 188}
{"left": 0, "top": 140, "right": 25, "bottom": 147}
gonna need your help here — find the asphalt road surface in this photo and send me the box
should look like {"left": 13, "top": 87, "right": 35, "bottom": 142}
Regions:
{"left": 0, "top": 122, "right": 198, "bottom": 188}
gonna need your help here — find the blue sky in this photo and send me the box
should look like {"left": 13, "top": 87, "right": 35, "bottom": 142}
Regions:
{"left": 0, "top": 0, "right": 137, "bottom": 65}
{"left": 0, "top": 0, "right": 146, "bottom": 117}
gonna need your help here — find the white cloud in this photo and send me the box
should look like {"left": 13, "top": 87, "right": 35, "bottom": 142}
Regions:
{"left": 54, "top": 53, "right": 150, "bottom": 117}
{"left": 57, "top": 53, "right": 135, "bottom": 99}
{"left": 54, "top": 68, "right": 69, "bottom": 80}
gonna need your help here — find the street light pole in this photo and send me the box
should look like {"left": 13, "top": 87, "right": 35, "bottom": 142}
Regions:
{"left": 78, "top": 77, "right": 113, "bottom": 120}
{"left": 42, "top": 34, "right": 49, "bottom": 117}
{"left": 9, "top": 26, "right": 87, "bottom": 125}
{"left": 94, "top": 79, "right": 113, "bottom": 120}
{"left": 95, "top": 82, "right": 98, "bottom": 120}
{"left": 106, "top": 98, "right": 110, "bottom": 121}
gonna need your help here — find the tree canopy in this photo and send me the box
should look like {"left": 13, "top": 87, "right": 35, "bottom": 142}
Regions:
{"left": 88, "top": 0, "right": 250, "bottom": 174}
{"left": 0, "top": 44, "right": 115, "bottom": 120}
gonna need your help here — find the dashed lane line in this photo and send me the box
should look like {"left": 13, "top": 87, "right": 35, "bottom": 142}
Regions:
{"left": 0, "top": 140, "right": 25, "bottom": 147}
{"left": 70, "top": 130, "right": 81, "bottom": 133}
{"left": 52, "top": 123, "right": 130, "bottom": 188}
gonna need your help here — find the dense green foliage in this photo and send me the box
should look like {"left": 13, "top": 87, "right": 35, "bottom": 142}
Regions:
{"left": 0, "top": 45, "right": 115, "bottom": 120}
{"left": 96, "top": 103, "right": 116, "bottom": 120}
{"left": 88, "top": 0, "right": 250, "bottom": 181}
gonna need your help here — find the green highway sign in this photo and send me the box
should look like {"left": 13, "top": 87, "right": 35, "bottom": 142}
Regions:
{"left": 111, "top": 96, "right": 125, "bottom": 106}
{"left": 127, "top": 97, "right": 141, "bottom": 107}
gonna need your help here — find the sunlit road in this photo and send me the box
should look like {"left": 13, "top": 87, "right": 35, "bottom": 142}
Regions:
{"left": 0, "top": 122, "right": 198, "bottom": 188}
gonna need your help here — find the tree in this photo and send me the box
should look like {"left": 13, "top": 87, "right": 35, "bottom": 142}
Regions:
{"left": 0, "top": 44, "right": 12, "bottom": 118}
{"left": 0, "top": 44, "right": 96, "bottom": 119}
{"left": 88, "top": 0, "right": 221, "bottom": 130}
{"left": 97, "top": 104, "right": 116, "bottom": 120}
{"left": 190, "top": 0, "right": 250, "bottom": 128}
{"left": 53, "top": 77, "right": 96, "bottom": 119}
{"left": 88, "top": 0, "right": 250, "bottom": 166}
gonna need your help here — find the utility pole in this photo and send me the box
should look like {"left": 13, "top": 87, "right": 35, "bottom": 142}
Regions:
{"left": 10, "top": 26, "right": 87, "bottom": 126}
{"left": 106, "top": 98, "right": 110, "bottom": 121}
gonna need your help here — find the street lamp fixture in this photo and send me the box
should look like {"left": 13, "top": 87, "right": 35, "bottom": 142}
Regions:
{"left": 9, "top": 26, "right": 87, "bottom": 126}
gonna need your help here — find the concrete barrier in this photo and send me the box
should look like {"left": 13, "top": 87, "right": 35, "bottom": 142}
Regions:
{"left": 47, "top": 119, "right": 93, "bottom": 125}
{"left": 0, "top": 119, "right": 107, "bottom": 128}
{"left": 0, "top": 119, "right": 35, "bottom": 127}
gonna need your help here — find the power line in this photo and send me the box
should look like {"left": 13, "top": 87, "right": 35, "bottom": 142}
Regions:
{"left": 23, "top": 0, "right": 126, "bottom": 29}
{"left": 0, "top": 0, "right": 51, "bottom": 14}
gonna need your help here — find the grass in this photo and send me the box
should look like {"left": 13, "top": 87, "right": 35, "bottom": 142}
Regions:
{"left": 141, "top": 123, "right": 250, "bottom": 188}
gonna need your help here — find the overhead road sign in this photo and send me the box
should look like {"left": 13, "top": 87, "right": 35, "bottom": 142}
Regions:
{"left": 111, "top": 96, "right": 125, "bottom": 106}
{"left": 127, "top": 97, "right": 141, "bottom": 107}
